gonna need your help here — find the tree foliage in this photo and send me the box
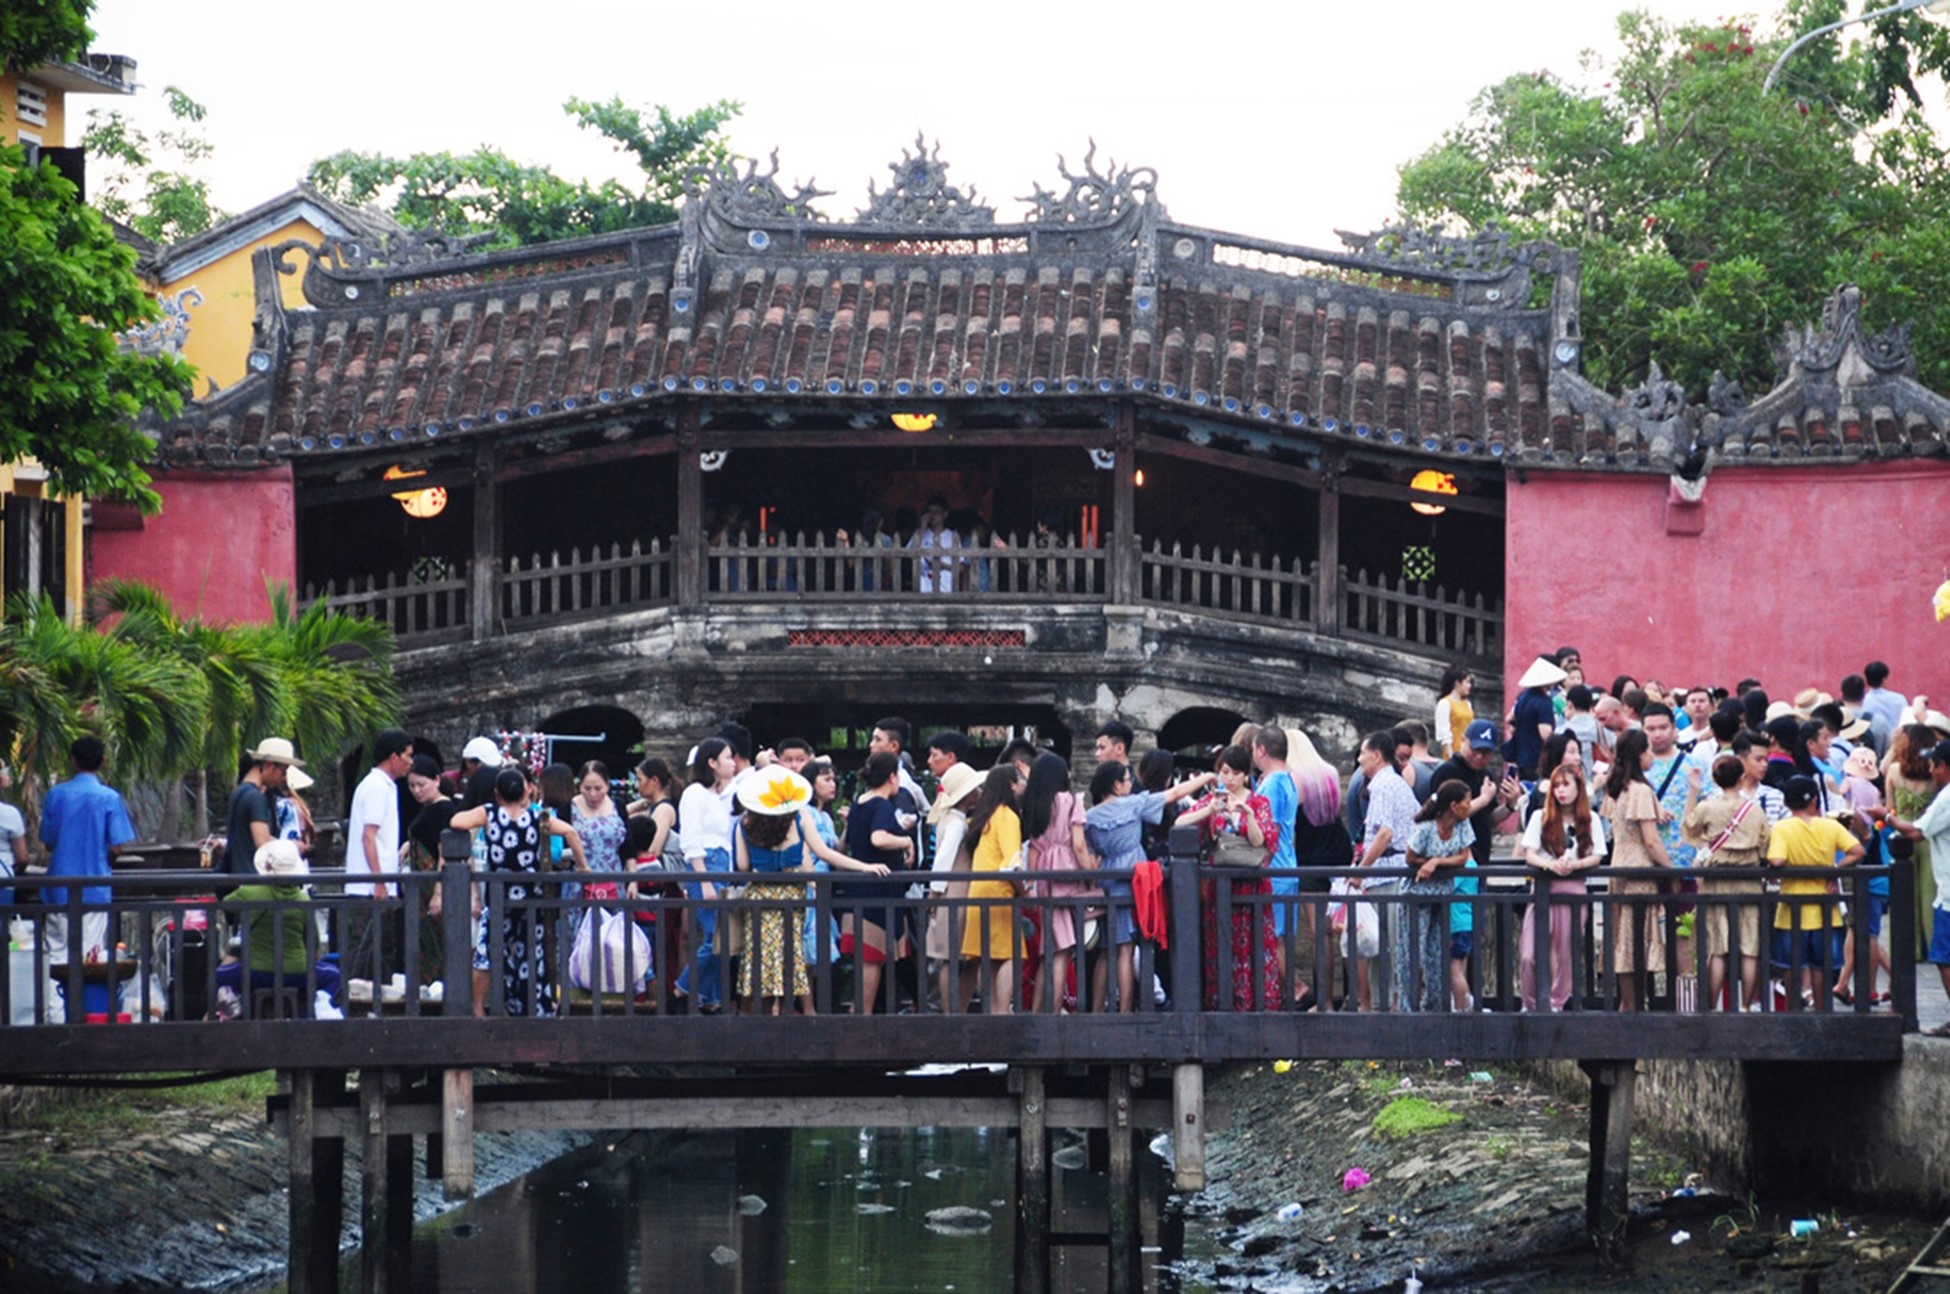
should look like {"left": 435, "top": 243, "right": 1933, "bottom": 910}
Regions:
{"left": 0, "top": 0, "right": 91, "bottom": 72}
{"left": 1393, "top": 3, "right": 1950, "bottom": 396}
{"left": 306, "top": 96, "right": 741, "bottom": 248}
{"left": 83, "top": 85, "right": 224, "bottom": 244}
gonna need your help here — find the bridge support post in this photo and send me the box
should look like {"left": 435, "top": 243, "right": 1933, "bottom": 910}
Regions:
{"left": 286, "top": 1068, "right": 344, "bottom": 1294}
{"left": 1581, "top": 1060, "right": 1636, "bottom": 1260}
{"left": 1171, "top": 1063, "right": 1206, "bottom": 1191}
{"left": 442, "top": 1069, "right": 474, "bottom": 1200}
{"left": 1014, "top": 1066, "right": 1049, "bottom": 1294}
{"left": 359, "top": 1068, "right": 414, "bottom": 1293}
{"left": 1107, "top": 1066, "right": 1138, "bottom": 1290}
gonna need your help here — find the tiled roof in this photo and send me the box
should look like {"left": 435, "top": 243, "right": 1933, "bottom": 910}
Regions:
{"left": 156, "top": 150, "right": 1564, "bottom": 469}
{"left": 154, "top": 147, "right": 1946, "bottom": 474}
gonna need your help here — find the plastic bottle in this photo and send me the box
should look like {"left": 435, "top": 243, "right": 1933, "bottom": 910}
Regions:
{"left": 1276, "top": 1203, "right": 1304, "bottom": 1222}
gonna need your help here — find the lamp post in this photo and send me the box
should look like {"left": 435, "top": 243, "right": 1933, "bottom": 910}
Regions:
{"left": 1764, "top": 0, "right": 1950, "bottom": 93}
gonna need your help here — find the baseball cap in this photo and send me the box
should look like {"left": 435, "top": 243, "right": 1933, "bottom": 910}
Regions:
{"left": 1463, "top": 719, "right": 1500, "bottom": 749}
{"left": 462, "top": 736, "right": 503, "bottom": 767}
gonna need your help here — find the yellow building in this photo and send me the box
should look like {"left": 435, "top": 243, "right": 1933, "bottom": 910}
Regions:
{"left": 2, "top": 53, "right": 139, "bottom": 622}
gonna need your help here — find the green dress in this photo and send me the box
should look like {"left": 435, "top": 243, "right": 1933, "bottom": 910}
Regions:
{"left": 1892, "top": 780, "right": 1936, "bottom": 961}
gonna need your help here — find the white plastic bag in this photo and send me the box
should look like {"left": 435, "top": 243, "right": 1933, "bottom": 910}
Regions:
{"left": 568, "top": 909, "right": 652, "bottom": 995}
{"left": 1329, "top": 877, "right": 1380, "bottom": 959}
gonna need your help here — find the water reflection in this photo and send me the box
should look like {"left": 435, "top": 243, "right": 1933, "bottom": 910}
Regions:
{"left": 402, "top": 1124, "right": 1179, "bottom": 1292}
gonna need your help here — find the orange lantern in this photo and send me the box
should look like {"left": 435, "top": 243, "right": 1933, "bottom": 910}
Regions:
{"left": 891, "top": 412, "right": 938, "bottom": 432}
{"left": 1409, "top": 469, "right": 1458, "bottom": 516}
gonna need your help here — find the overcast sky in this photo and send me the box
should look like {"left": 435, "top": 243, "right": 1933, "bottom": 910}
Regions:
{"left": 90, "top": 1, "right": 1779, "bottom": 247}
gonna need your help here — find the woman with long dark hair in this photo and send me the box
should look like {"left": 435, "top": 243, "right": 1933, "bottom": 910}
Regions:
{"left": 1083, "top": 760, "right": 1215, "bottom": 1012}
{"left": 1601, "top": 728, "right": 1671, "bottom": 1010}
{"left": 1021, "top": 752, "right": 1095, "bottom": 1014}
{"left": 958, "top": 764, "right": 1025, "bottom": 1014}
{"left": 1520, "top": 764, "right": 1605, "bottom": 1010}
{"left": 1175, "top": 745, "right": 1280, "bottom": 1011}
{"left": 1433, "top": 666, "right": 1475, "bottom": 760}
{"left": 1399, "top": 780, "right": 1475, "bottom": 1012}
{"left": 674, "top": 739, "right": 735, "bottom": 1014}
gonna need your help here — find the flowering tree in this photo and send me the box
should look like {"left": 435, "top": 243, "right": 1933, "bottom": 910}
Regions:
{"left": 1394, "top": 2, "right": 1950, "bottom": 396}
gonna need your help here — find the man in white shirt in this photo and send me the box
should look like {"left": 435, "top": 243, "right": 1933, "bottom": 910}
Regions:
{"left": 343, "top": 729, "right": 413, "bottom": 1000}
{"left": 1881, "top": 740, "right": 1950, "bottom": 1029}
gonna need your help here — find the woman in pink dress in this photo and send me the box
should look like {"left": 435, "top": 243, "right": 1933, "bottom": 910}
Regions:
{"left": 1021, "top": 752, "right": 1095, "bottom": 1013}
{"left": 1518, "top": 764, "right": 1606, "bottom": 1011}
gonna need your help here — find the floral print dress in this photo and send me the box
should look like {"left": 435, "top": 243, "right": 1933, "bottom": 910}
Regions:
{"left": 477, "top": 803, "right": 558, "bottom": 1017}
{"left": 1189, "top": 791, "right": 1281, "bottom": 1011}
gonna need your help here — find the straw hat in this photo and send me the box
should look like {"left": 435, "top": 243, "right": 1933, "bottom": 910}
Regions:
{"left": 735, "top": 768, "right": 813, "bottom": 816}
{"left": 246, "top": 736, "right": 305, "bottom": 768}
{"left": 1764, "top": 701, "right": 1798, "bottom": 723}
{"left": 1517, "top": 657, "right": 1568, "bottom": 690}
{"left": 1792, "top": 688, "right": 1833, "bottom": 719}
{"left": 286, "top": 765, "right": 315, "bottom": 792}
{"left": 1836, "top": 710, "right": 1872, "bottom": 742}
{"left": 926, "top": 762, "right": 983, "bottom": 825}
{"left": 254, "top": 838, "right": 307, "bottom": 878}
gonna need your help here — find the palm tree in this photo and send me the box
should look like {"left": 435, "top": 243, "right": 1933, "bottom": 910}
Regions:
{"left": 260, "top": 581, "right": 402, "bottom": 772}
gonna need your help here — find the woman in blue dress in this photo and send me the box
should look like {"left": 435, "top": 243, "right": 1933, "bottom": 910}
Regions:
{"left": 449, "top": 767, "right": 585, "bottom": 1017}
{"left": 1082, "top": 760, "right": 1214, "bottom": 1012}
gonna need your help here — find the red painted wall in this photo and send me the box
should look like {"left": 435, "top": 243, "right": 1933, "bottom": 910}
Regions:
{"left": 1505, "top": 461, "right": 1950, "bottom": 711}
{"left": 89, "top": 468, "right": 297, "bottom": 625}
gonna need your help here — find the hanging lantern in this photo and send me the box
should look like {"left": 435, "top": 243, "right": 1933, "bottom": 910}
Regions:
{"left": 1409, "top": 469, "right": 1458, "bottom": 516}
{"left": 891, "top": 412, "right": 938, "bottom": 432}
{"left": 385, "top": 464, "right": 447, "bottom": 519}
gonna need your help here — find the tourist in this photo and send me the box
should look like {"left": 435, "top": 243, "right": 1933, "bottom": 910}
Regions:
{"left": 1768, "top": 775, "right": 1863, "bottom": 1007}
{"left": 1093, "top": 720, "right": 1134, "bottom": 767}
{"left": 459, "top": 735, "right": 503, "bottom": 808}
{"left": 1288, "top": 730, "right": 1351, "bottom": 1011}
{"left": 1522, "top": 730, "right": 1586, "bottom": 821}
{"left": 958, "top": 764, "right": 1026, "bottom": 1014}
{"left": 674, "top": 738, "right": 736, "bottom": 1014}
{"left": 1642, "top": 703, "right": 1697, "bottom": 871}
{"left": 1602, "top": 729, "right": 1670, "bottom": 1012}
{"left": 620, "top": 813, "right": 665, "bottom": 1006}
{"left": 1352, "top": 730, "right": 1418, "bottom": 1012}
{"left": 909, "top": 494, "right": 959, "bottom": 593}
{"left": 627, "top": 756, "right": 679, "bottom": 988}
{"left": 1022, "top": 752, "right": 1095, "bottom": 1015}
{"left": 0, "top": 760, "right": 23, "bottom": 914}
{"left": 215, "top": 839, "right": 340, "bottom": 1017}
{"left": 37, "top": 736, "right": 136, "bottom": 1021}
{"left": 1882, "top": 724, "right": 1940, "bottom": 963}
{"left": 1136, "top": 749, "right": 1184, "bottom": 1007}
{"left": 840, "top": 750, "right": 917, "bottom": 1013}
{"left": 998, "top": 738, "right": 1040, "bottom": 784}
{"left": 275, "top": 763, "right": 317, "bottom": 858}
{"left": 774, "top": 737, "right": 815, "bottom": 774}
{"left": 1510, "top": 657, "right": 1566, "bottom": 778}
{"left": 1677, "top": 686, "right": 1715, "bottom": 741}
{"left": 1084, "top": 759, "right": 1215, "bottom": 1013}
{"left": 1681, "top": 755, "right": 1771, "bottom": 1011}
{"left": 343, "top": 729, "right": 414, "bottom": 998}
{"left": 1875, "top": 740, "right": 1950, "bottom": 1035}
{"left": 447, "top": 766, "right": 585, "bottom": 1017}
{"left": 801, "top": 757, "right": 847, "bottom": 999}
{"left": 571, "top": 761, "right": 627, "bottom": 908}
{"left": 1176, "top": 744, "right": 1280, "bottom": 1012}
{"left": 1248, "top": 727, "right": 1309, "bottom": 1007}
{"left": 924, "top": 762, "right": 983, "bottom": 1010}
{"left": 1432, "top": 665, "right": 1474, "bottom": 760}
{"left": 1861, "top": 661, "right": 1908, "bottom": 734}
{"left": 867, "top": 715, "right": 929, "bottom": 1005}
{"left": 1832, "top": 745, "right": 1891, "bottom": 1005}
{"left": 627, "top": 757, "right": 678, "bottom": 856}
{"left": 1428, "top": 719, "right": 1515, "bottom": 1010}
{"left": 1839, "top": 673, "right": 1891, "bottom": 758}
{"left": 734, "top": 767, "right": 817, "bottom": 1017}
{"left": 225, "top": 737, "right": 299, "bottom": 876}
{"left": 1608, "top": 674, "right": 1641, "bottom": 704}
{"left": 1399, "top": 781, "right": 1474, "bottom": 1013}
{"left": 401, "top": 753, "right": 459, "bottom": 982}
{"left": 1519, "top": 764, "right": 1605, "bottom": 1012}
{"left": 1559, "top": 685, "right": 1601, "bottom": 784}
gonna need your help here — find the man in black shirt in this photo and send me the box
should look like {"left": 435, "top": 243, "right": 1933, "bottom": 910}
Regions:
{"left": 1429, "top": 719, "right": 1521, "bottom": 868}
{"left": 226, "top": 738, "right": 298, "bottom": 875}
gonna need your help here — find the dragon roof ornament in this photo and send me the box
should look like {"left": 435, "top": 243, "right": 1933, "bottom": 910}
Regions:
{"left": 1021, "top": 141, "right": 1164, "bottom": 225}
{"left": 858, "top": 134, "right": 995, "bottom": 228}
{"left": 1778, "top": 283, "right": 1914, "bottom": 377}
{"left": 121, "top": 286, "right": 202, "bottom": 357}
{"left": 1335, "top": 223, "right": 1543, "bottom": 278}
{"left": 689, "top": 150, "right": 831, "bottom": 224}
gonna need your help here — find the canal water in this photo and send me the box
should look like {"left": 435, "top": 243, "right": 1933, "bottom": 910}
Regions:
{"left": 373, "top": 1124, "right": 1197, "bottom": 1293}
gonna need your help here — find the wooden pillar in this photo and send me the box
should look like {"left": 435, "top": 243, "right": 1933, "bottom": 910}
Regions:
{"left": 1582, "top": 1060, "right": 1636, "bottom": 1260}
{"left": 676, "top": 403, "right": 702, "bottom": 609}
{"left": 360, "top": 1068, "right": 414, "bottom": 1292}
{"left": 1014, "top": 1066, "right": 1049, "bottom": 1294}
{"left": 469, "top": 440, "right": 499, "bottom": 641}
{"left": 1109, "top": 401, "right": 1138, "bottom": 606}
{"left": 1315, "top": 448, "right": 1342, "bottom": 632}
{"left": 1106, "top": 1066, "right": 1138, "bottom": 1289}
{"left": 312, "top": 1071, "right": 346, "bottom": 1293}
{"left": 286, "top": 1068, "right": 339, "bottom": 1294}
{"left": 442, "top": 1069, "right": 474, "bottom": 1200}
{"left": 1171, "top": 1063, "right": 1206, "bottom": 1191}
{"left": 386, "top": 1083, "right": 414, "bottom": 1293}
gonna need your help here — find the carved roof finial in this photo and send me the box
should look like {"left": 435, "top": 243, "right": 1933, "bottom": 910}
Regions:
{"left": 859, "top": 133, "right": 994, "bottom": 228}
{"left": 1021, "top": 141, "right": 1163, "bottom": 225}
{"left": 1778, "top": 282, "right": 1914, "bottom": 377}
{"left": 690, "top": 149, "right": 831, "bottom": 223}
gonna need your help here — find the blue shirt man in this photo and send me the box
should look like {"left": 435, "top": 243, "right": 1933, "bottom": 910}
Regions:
{"left": 40, "top": 736, "right": 136, "bottom": 906}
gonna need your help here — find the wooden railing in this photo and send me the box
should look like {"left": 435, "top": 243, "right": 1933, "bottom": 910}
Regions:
{"left": 1139, "top": 540, "right": 1315, "bottom": 625}
{"left": 302, "top": 537, "right": 1500, "bottom": 663}
{"left": 1340, "top": 565, "right": 1501, "bottom": 661}
{"left": 303, "top": 566, "right": 471, "bottom": 644}
{"left": 501, "top": 539, "right": 674, "bottom": 628}
{"left": 706, "top": 532, "right": 1107, "bottom": 602}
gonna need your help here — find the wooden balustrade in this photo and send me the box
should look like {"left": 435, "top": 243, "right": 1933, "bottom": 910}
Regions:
{"left": 302, "top": 566, "right": 472, "bottom": 644}
{"left": 303, "top": 535, "right": 1500, "bottom": 663}
{"left": 500, "top": 538, "right": 674, "bottom": 628}
{"left": 705, "top": 532, "right": 1107, "bottom": 601}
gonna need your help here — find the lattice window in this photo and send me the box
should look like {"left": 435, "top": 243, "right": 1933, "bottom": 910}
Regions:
{"left": 1401, "top": 545, "right": 1436, "bottom": 584}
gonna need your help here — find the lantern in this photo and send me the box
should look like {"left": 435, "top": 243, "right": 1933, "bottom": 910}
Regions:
{"left": 385, "top": 464, "right": 448, "bottom": 519}
{"left": 891, "top": 412, "right": 938, "bottom": 432}
{"left": 1409, "top": 469, "right": 1458, "bottom": 516}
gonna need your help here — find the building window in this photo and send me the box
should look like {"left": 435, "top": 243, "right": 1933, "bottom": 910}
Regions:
{"left": 15, "top": 83, "right": 47, "bottom": 128}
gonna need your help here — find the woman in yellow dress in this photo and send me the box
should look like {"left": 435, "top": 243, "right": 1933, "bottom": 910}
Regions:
{"left": 958, "top": 764, "right": 1025, "bottom": 1014}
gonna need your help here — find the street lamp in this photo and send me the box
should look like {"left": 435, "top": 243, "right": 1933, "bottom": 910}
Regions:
{"left": 1764, "top": 0, "right": 1950, "bottom": 93}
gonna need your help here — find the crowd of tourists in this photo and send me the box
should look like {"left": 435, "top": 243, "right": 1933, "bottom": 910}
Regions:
{"left": 11, "top": 653, "right": 1950, "bottom": 1024}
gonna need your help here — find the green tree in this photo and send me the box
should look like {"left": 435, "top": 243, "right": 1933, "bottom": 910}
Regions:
{"left": 1, "top": 0, "right": 194, "bottom": 512}
{"left": 83, "top": 84, "right": 224, "bottom": 244}
{"left": 306, "top": 96, "right": 741, "bottom": 248}
{"left": 1393, "top": 3, "right": 1950, "bottom": 396}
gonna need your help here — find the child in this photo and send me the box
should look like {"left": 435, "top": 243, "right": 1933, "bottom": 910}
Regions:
{"left": 1767, "top": 775, "right": 1864, "bottom": 1007}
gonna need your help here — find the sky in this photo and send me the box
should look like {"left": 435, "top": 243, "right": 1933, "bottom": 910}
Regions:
{"left": 88, "top": 1, "right": 1781, "bottom": 248}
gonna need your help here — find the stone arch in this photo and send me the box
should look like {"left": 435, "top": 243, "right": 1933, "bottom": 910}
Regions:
{"left": 537, "top": 704, "right": 646, "bottom": 782}
{"left": 1157, "top": 706, "right": 1252, "bottom": 759}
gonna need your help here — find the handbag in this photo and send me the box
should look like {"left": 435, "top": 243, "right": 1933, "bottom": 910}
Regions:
{"left": 1212, "top": 832, "right": 1264, "bottom": 869}
{"left": 1328, "top": 876, "right": 1380, "bottom": 959}
{"left": 568, "top": 908, "right": 653, "bottom": 995}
